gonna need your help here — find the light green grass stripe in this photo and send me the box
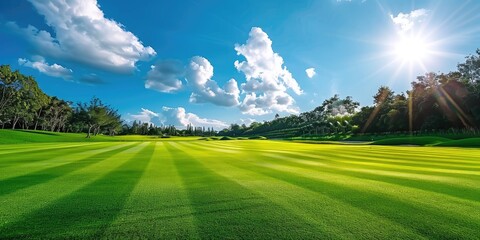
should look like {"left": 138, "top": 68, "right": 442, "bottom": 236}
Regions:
{"left": 200, "top": 142, "right": 480, "bottom": 175}
{"left": 0, "top": 142, "right": 155, "bottom": 239}
{"left": 0, "top": 142, "right": 143, "bottom": 197}
{"left": 260, "top": 152, "right": 480, "bottom": 201}
{"left": 179, "top": 142, "right": 426, "bottom": 239}
{"left": 102, "top": 142, "right": 199, "bottom": 239}
{"left": 0, "top": 142, "right": 124, "bottom": 180}
{"left": 202, "top": 141, "right": 480, "bottom": 169}
{"left": 341, "top": 147, "right": 480, "bottom": 165}
{"left": 342, "top": 146, "right": 480, "bottom": 162}
{"left": 256, "top": 148, "right": 480, "bottom": 188}
{"left": 167, "top": 142, "right": 330, "bottom": 239}
{"left": 0, "top": 142, "right": 103, "bottom": 156}
{"left": 207, "top": 146, "right": 479, "bottom": 238}
{"left": 328, "top": 151, "right": 480, "bottom": 169}
{"left": 252, "top": 156, "right": 480, "bottom": 222}
{"left": 0, "top": 142, "right": 146, "bottom": 228}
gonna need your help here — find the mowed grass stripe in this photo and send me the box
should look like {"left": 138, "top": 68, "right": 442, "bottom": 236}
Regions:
{"left": 0, "top": 142, "right": 127, "bottom": 180}
{"left": 181, "top": 142, "right": 425, "bottom": 239}
{"left": 250, "top": 145, "right": 480, "bottom": 187}
{"left": 249, "top": 162, "right": 480, "bottom": 238}
{"left": 229, "top": 151, "right": 480, "bottom": 238}
{"left": 262, "top": 152, "right": 480, "bottom": 203}
{"left": 166, "top": 142, "right": 326, "bottom": 239}
{"left": 0, "top": 142, "right": 155, "bottom": 239}
{"left": 269, "top": 149, "right": 480, "bottom": 191}
{"left": 225, "top": 142, "right": 480, "bottom": 203}
{"left": 0, "top": 142, "right": 144, "bottom": 229}
{"left": 0, "top": 143, "right": 107, "bottom": 167}
{"left": 103, "top": 142, "right": 199, "bottom": 239}
{"left": 0, "top": 143, "right": 139, "bottom": 197}
{"left": 196, "top": 141, "right": 480, "bottom": 238}
{"left": 0, "top": 142, "right": 102, "bottom": 159}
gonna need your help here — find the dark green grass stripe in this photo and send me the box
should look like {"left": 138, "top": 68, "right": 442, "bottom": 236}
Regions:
{"left": 165, "top": 142, "right": 332, "bottom": 239}
{"left": 314, "top": 151, "right": 480, "bottom": 176}
{"left": 201, "top": 142, "right": 480, "bottom": 180}
{"left": 0, "top": 143, "right": 99, "bottom": 157}
{"left": 0, "top": 143, "right": 140, "bottom": 197}
{"left": 225, "top": 157, "right": 480, "bottom": 239}
{"left": 181, "top": 142, "right": 427, "bottom": 239}
{"left": 260, "top": 152, "right": 480, "bottom": 203}
{"left": 331, "top": 148, "right": 480, "bottom": 167}
{"left": 0, "top": 142, "right": 155, "bottom": 239}
{"left": 102, "top": 142, "right": 200, "bottom": 239}
{"left": 261, "top": 149, "right": 480, "bottom": 181}
{"left": 0, "top": 143, "right": 106, "bottom": 165}
{"left": 344, "top": 147, "right": 480, "bottom": 163}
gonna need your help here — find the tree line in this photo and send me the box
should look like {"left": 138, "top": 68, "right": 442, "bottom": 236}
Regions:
{"left": 0, "top": 65, "right": 219, "bottom": 138}
{"left": 0, "top": 65, "right": 122, "bottom": 137}
{"left": 120, "top": 122, "right": 217, "bottom": 137}
{"left": 220, "top": 49, "right": 480, "bottom": 137}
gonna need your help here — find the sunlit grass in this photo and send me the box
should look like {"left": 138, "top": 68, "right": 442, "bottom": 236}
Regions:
{"left": 0, "top": 139, "right": 479, "bottom": 238}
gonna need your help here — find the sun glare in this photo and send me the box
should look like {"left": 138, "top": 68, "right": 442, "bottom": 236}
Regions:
{"left": 394, "top": 36, "right": 428, "bottom": 62}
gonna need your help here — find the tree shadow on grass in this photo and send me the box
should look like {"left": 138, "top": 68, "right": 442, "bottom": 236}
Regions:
{"left": 0, "top": 143, "right": 140, "bottom": 197}
{"left": 0, "top": 143, "right": 155, "bottom": 239}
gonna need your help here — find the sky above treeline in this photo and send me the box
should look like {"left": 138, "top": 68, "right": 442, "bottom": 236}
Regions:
{"left": 1, "top": 0, "right": 479, "bottom": 129}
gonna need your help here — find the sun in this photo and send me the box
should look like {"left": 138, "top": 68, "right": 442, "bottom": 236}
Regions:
{"left": 394, "top": 35, "right": 429, "bottom": 63}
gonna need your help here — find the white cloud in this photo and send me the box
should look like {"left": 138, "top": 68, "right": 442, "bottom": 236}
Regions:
{"left": 9, "top": 0, "right": 155, "bottom": 74}
{"left": 186, "top": 56, "right": 240, "bottom": 107}
{"left": 145, "top": 60, "right": 184, "bottom": 93}
{"left": 305, "top": 68, "right": 316, "bottom": 78}
{"left": 128, "top": 107, "right": 229, "bottom": 130}
{"left": 390, "top": 9, "right": 429, "bottom": 33}
{"left": 18, "top": 57, "right": 72, "bottom": 80}
{"left": 239, "top": 91, "right": 298, "bottom": 115}
{"left": 160, "top": 107, "right": 228, "bottom": 130}
{"left": 128, "top": 108, "right": 159, "bottom": 126}
{"left": 234, "top": 27, "right": 302, "bottom": 115}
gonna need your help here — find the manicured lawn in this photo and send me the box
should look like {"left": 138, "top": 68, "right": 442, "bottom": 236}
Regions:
{"left": 0, "top": 139, "right": 479, "bottom": 239}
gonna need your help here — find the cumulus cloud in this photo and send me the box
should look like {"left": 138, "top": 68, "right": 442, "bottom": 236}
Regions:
{"left": 128, "top": 108, "right": 159, "bottom": 126}
{"left": 145, "top": 60, "right": 184, "bottom": 93}
{"left": 305, "top": 68, "right": 316, "bottom": 78}
{"left": 186, "top": 56, "right": 240, "bottom": 107}
{"left": 390, "top": 9, "right": 429, "bottom": 33}
{"left": 18, "top": 57, "right": 72, "bottom": 80}
{"left": 9, "top": 0, "right": 155, "bottom": 74}
{"left": 160, "top": 107, "right": 228, "bottom": 130}
{"left": 234, "top": 27, "right": 302, "bottom": 115}
{"left": 128, "top": 107, "right": 229, "bottom": 130}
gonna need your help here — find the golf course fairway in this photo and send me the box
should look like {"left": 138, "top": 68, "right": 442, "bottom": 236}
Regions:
{"left": 0, "top": 140, "right": 479, "bottom": 239}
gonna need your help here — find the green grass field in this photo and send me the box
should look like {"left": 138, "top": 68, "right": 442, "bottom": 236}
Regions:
{"left": 0, "top": 134, "right": 479, "bottom": 238}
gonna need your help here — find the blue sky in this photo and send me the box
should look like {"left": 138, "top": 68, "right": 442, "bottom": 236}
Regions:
{"left": 1, "top": 0, "right": 479, "bottom": 129}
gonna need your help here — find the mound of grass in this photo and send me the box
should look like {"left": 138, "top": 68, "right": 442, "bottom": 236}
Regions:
{"left": 220, "top": 136, "right": 234, "bottom": 140}
{"left": 248, "top": 136, "right": 267, "bottom": 140}
{"left": 372, "top": 136, "right": 450, "bottom": 146}
{"left": 435, "top": 138, "right": 480, "bottom": 147}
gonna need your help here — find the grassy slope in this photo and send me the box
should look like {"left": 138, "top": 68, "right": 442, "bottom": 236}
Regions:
{"left": 0, "top": 140, "right": 479, "bottom": 238}
{"left": 0, "top": 129, "right": 198, "bottom": 143}
{"left": 371, "top": 136, "right": 451, "bottom": 146}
